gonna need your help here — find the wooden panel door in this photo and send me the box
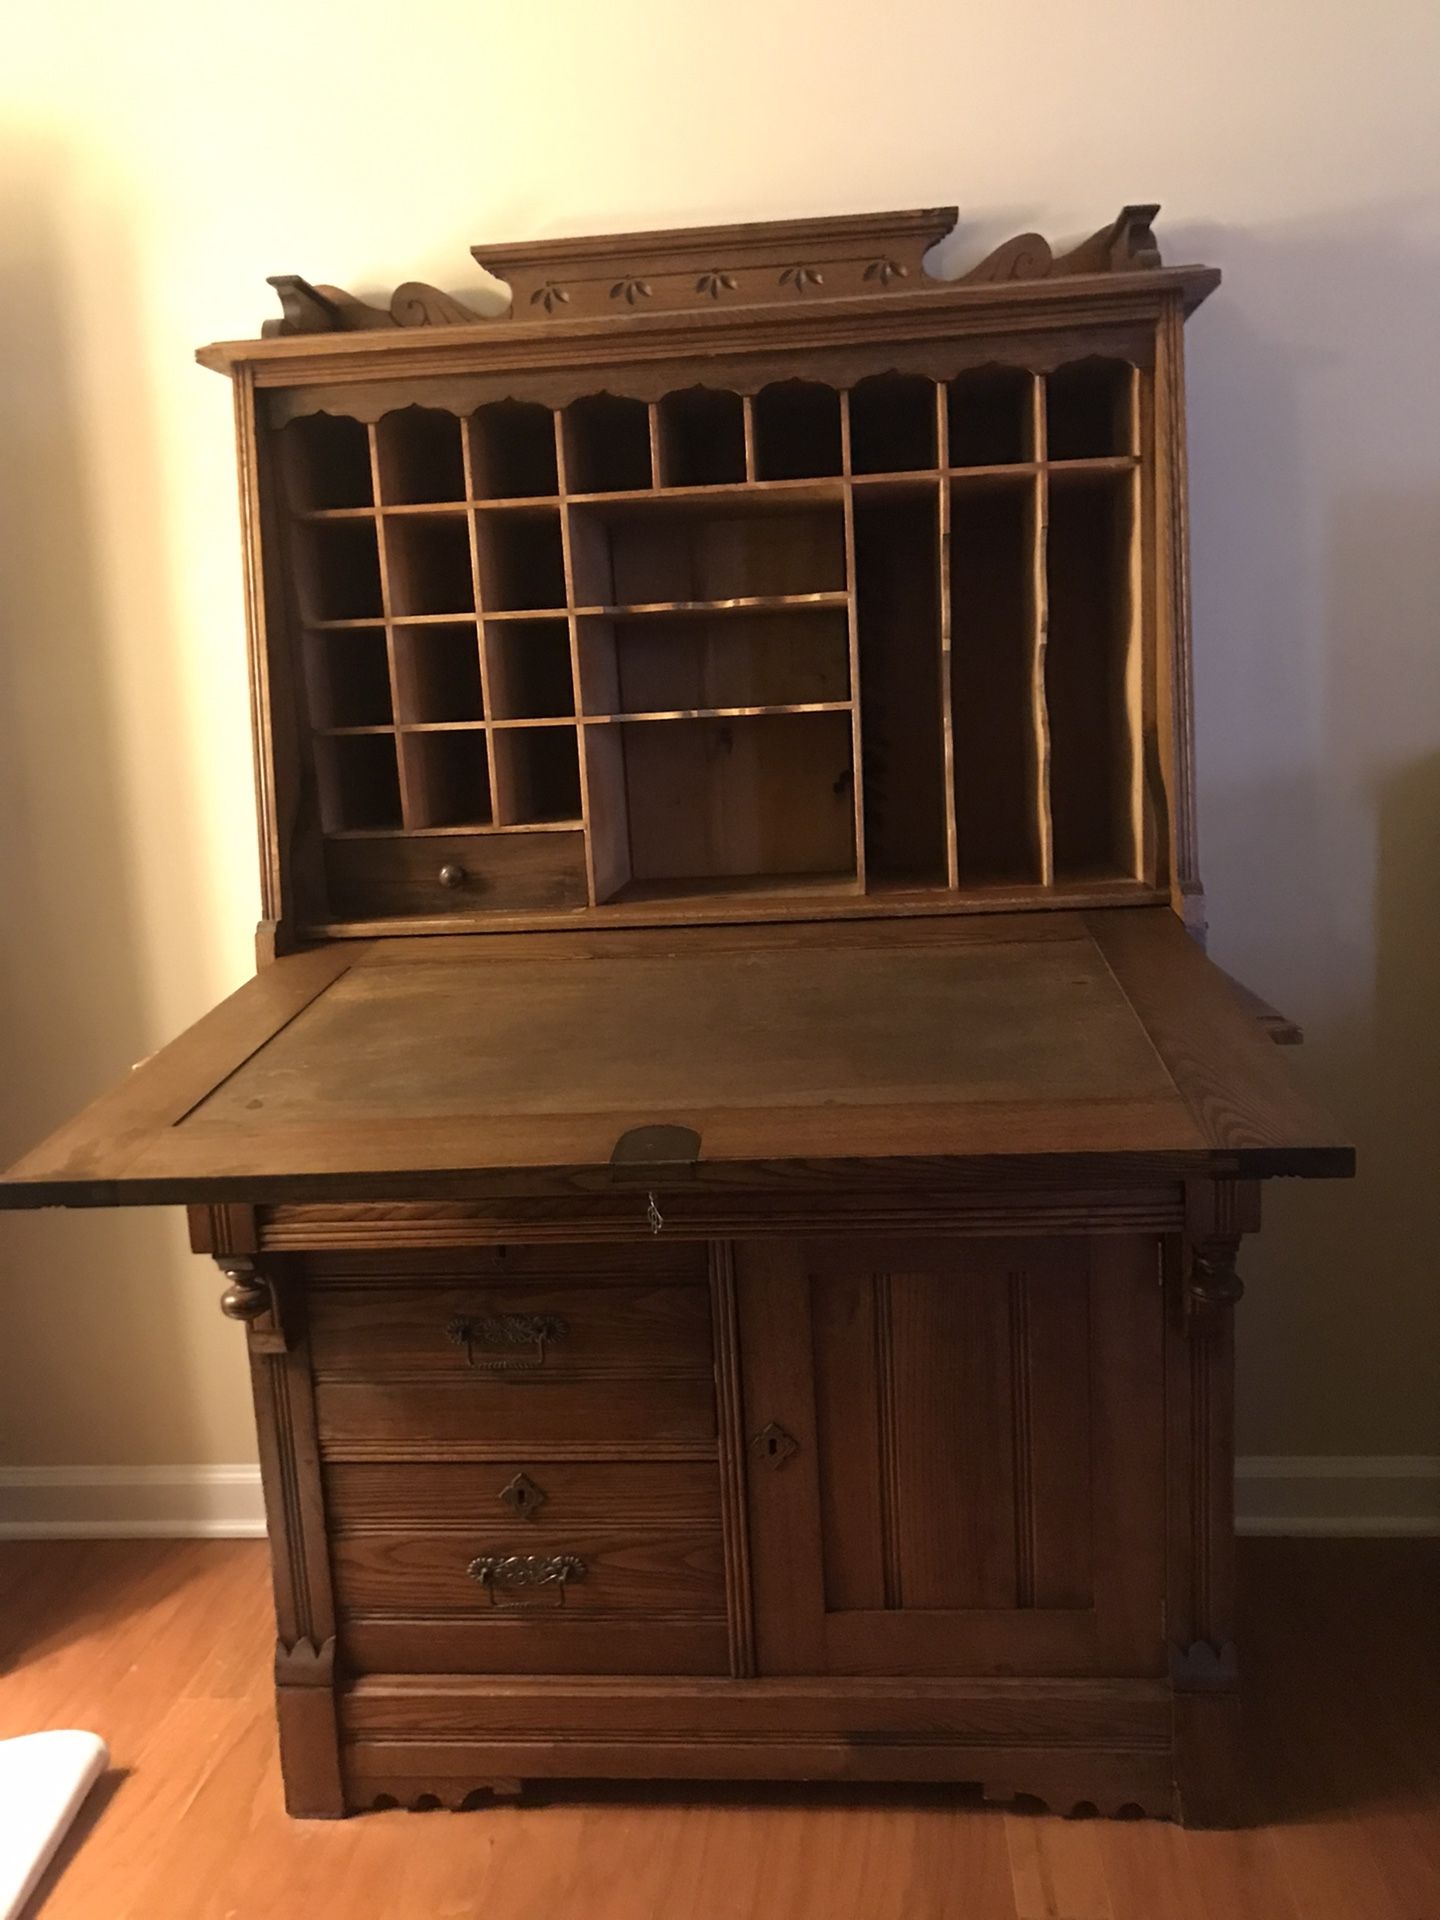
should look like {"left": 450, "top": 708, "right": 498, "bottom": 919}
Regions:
{"left": 736, "top": 1235, "right": 1168, "bottom": 1676}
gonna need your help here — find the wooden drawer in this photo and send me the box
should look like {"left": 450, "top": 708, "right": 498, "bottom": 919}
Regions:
{"left": 322, "top": 829, "right": 588, "bottom": 920}
{"left": 332, "top": 1528, "right": 724, "bottom": 1615}
{"left": 324, "top": 1460, "right": 721, "bottom": 1530}
{"left": 328, "top": 1462, "right": 727, "bottom": 1677}
{"left": 314, "top": 1375, "right": 715, "bottom": 1455}
{"left": 308, "top": 1278, "right": 712, "bottom": 1381}
{"left": 305, "top": 1244, "right": 712, "bottom": 1382}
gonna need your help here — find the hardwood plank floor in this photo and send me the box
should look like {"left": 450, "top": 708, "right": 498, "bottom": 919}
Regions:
{"left": 0, "top": 1539, "right": 1436, "bottom": 1919}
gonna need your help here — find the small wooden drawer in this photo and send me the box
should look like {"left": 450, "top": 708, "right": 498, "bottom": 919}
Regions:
{"left": 305, "top": 1247, "right": 713, "bottom": 1382}
{"left": 314, "top": 1375, "right": 715, "bottom": 1455}
{"left": 322, "top": 829, "right": 588, "bottom": 920}
{"left": 332, "top": 1528, "right": 724, "bottom": 1616}
{"left": 324, "top": 1460, "right": 722, "bottom": 1531}
{"left": 329, "top": 1463, "right": 728, "bottom": 1676}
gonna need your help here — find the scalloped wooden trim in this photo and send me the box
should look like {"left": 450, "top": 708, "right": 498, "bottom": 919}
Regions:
{"left": 348, "top": 1774, "right": 1177, "bottom": 1819}
{"left": 262, "top": 274, "right": 479, "bottom": 339}
{"left": 264, "top": 329, "right": 1155, "bottom": 427}
{"left": 255, "top": 206, "right": 1168, "bottom": 341}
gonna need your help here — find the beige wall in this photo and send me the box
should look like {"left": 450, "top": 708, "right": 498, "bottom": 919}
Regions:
{"left": 1, "top": 0, "right": 1436, "bottom": 1468}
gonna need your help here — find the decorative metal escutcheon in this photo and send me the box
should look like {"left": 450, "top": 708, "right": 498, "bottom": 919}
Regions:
{"left": 467, "top": 1552, "right": 586, "bottom": 1607}
{"left": 445, "top": 1311, "right": 568, "bottom": 1372}
{"left": 750, "top": 1422, "right": 800, "bottom": 1471}
{"left": 498, "top": 1471, "right": 547, "bottom": 1520}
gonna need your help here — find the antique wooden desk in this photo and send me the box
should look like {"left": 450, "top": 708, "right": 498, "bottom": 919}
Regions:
{"left": 0, "top": 206, "right": 1351, "bottom": 1824}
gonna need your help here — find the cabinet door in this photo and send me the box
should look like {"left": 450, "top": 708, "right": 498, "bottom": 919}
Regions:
{"left": 736, "top": 1235, "right": 1167, "bottom": 1677}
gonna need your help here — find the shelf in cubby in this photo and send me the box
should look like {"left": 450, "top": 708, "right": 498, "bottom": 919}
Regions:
{"left": 302, "top": 628, "right": 393, "bottom": 729}
{"left": 656, "top": 388, "right": 747, "bottom": 488}
{"left": 400, "top": 728, "right": 493, "bottom": 829}
{"left": 1045, "top": 464, "right": 1139, "bottom": 882}
{"left": 277, "top": 413, "right": 373, "bottom": 512}
{"left": 295, "top": 519, "right": 384, "bottom": 623}
{"left": 595, "top": 709, "right": 856, "bottom": 900}
{"left": 375, "top": 407, "right": 466, "bottom": 505}
{"left": 392, "top": 622, "right": 484, "bottom": 724}
{"left": 752, "top": 380, "right": 843, "bottom": 480}
{"left": 326, "top": 818, "right": 586, "bottom": 840}
{"left": 492, "top": 725, "right": 583, "bottom": 827}
{"left": 470, "top": 400, "right": 560, "bottom": 500}
{"left": 569, "top": 494, "right": 847, "bottom": 606}
{"left": 583, "top": 701, "right": 851, "bottom": 724}
{"left": 474, "top": 506, "right": 566, "bottom": 612}
{"left": 563, "top": 393, "right": 652, "bottom": 494}
{"left": 589, "top": 591, "right": 848, "bottom": 619}
{"left": 484, "top": 619, "right": 574, "bottom": 721}
{"left": 849, "top": 372, "right": 939, "bottom": 474}
{"left": 384, "top": 513, "right": 476, "bottom": 618}
{"left": 314, "top": 732, "right": 403, "bottom": 834}
{"left": 1045, "top": 358, "right": 1136, "bottom": 461}
{"left": 947, "top": 366, "right": 1035, "bottom": 467}
{"left": 575, "top": 598, "right": 851, "bottom": 715}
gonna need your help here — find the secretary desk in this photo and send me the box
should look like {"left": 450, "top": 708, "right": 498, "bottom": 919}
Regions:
{"left": 0, "top": 205, "right": 1352, "bottom": 1825}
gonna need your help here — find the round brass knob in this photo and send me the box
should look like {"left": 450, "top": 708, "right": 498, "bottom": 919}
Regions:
{"left": 438, "top": 863, "right": 466, "bottom": 889}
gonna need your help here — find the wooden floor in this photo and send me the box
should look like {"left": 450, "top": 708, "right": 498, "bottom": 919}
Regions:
{"left": 1, "top": 1539, "right": 1437, "bottom": 1919}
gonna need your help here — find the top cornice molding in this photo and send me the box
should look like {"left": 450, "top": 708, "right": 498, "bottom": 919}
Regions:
{"left": 198, "top": 204, "right": 1220, "bottom": 375}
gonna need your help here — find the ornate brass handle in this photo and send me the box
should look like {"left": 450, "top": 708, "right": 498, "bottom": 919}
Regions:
{"left": 467, "top": 1552, "right": 586, "bottom": 1607}
{"left": 445, "top": 1311, "right": 568, "bottom": 1371}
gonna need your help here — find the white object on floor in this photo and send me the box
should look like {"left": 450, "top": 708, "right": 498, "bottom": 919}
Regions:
{"left": 0, "top": 1731, "right": 109, "bottom": 1920}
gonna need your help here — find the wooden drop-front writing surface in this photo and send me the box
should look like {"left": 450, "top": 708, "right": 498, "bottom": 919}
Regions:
{"left": 190, "top": 937, "right": 1173, "bottom": 1123}
{"left": 0, "top": 911, "right": 1351, "bottom": 1208}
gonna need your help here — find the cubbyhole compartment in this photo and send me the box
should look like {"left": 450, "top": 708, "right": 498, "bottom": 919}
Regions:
{"left": 656, "top": 388, "right": 747, "bottom": 487}
{"left": 374, "top": 407, "right": 466, "bottom": 504}
{"left": 303, "top": 629, "right": 393, "bottom": 730}
{"left": 474, "top": 508, "right": 567, "bottom": 612}
{"left": 492, "top": 726, "right": 583, "bottom": 826}
{"left": 612, "top": 712, "right": 856, "bottom": 892}
{"left": 569, "top": 498, "right": 847, "bottom": 607}
{"left": 752, "top": 381, "right": 844, "bottom": 479}
{"left": 949, "top": 477, "right": 1042, "bottom": 884}
{"left": 277, "top": 413, "right": 373, "bottom": 511}
{"left": 578, "top": 606, "right": 851, "bottom": 716}
{"left": 383, "top": 513, "right": 475, "bottom": 617}
{"left": 392, "top": 623, "right": 484, "bottom": 724}
{"left": 947, "top": 366, "right": 1034, "bottom": 468}
{"left": 1046, "top": 470, "right": 1138, "bottom": 879}
{"left": 401, "top": 729, "right": 493, "bottom": 829}
{"left": 1045, "top": 359, "right": 1134, "bottom": 461}
{"left": 485, "top": 621, "right": 575, "bottom": 720}
{"left": 296, "top": 520, "right": 384, "bottom": 621}
{"left": 316, "top": 733, "right": 403, "bottom": 833}
{"left": 848, "top": 373, "right": 939, "bottom": 475}
{"left": 563, "top": 394, "right": 652, "bottom": 494}
{"left": 854, "top": 491, "right": 947, "bottom": 886}
{"left": 469, "top": 401, "right": 559, "bottom": 500}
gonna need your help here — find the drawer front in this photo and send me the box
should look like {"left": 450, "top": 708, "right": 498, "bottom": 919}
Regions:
{"left": 328, "top": 1463, "right": 727, "bottom": 1677}
{"left": 307, "top": 1277, "right": 713, "bottom": 1381}
{"left": 314, "top": 1376, "right": 715, "bottom": 1455}
{"left": 323, "top": 829, "right": 588, "bottom": 920}
{"left": 324, "top": 1460, "right": 721, "bottom": 1530}
{"left": 332, "top": 1528, "right": 724, "bottom": 1614}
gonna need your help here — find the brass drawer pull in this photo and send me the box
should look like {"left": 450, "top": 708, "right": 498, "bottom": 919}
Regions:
{"left": 467, "top": 1552, "right": 586, "bottom": 1607}
{"left": 445, "top": 1311, "right": 568, "bottom": 1371}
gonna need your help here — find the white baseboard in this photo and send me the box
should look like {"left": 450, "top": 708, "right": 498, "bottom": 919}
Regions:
{"left": 0, "top": 1466, "right": 266, "bottom": 1539}
{"left": 1235, "top": 1455, "right": 1440, "bottom": 1537}
{"left": 0, "top": 1457, "right": 1436, "bottom": 1541}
